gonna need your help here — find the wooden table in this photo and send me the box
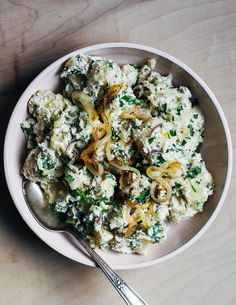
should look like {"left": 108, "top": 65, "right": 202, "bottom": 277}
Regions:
{"left": 0, "top": 1, "right": 235, "bottom": 304}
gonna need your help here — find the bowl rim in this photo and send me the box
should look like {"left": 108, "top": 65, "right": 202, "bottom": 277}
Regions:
{"left": 4, "top": 42, "right": 233, "bottom": 269}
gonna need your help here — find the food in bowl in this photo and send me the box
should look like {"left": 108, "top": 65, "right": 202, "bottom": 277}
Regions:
{"left": 21, "top": 54, "right": 214, "bottom": 254}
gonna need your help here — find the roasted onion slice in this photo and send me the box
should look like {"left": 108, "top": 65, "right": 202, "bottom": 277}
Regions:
{"left": 120, "top": 106, "right": 150, "bottom": 121}
{"left": 80, "top": 142, "right": 104, "bottom": 176}
{"left": 150, "top": 178, "right": 172, "bottom": 203}
{"left": 72, "top": 91, "right": 99, "bottom": 127}
{"left": 147, "top": 161, "right": 182, "bottom": 180}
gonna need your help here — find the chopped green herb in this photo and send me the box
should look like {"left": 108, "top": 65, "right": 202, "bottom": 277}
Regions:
{"left": 169, "top": 129, "right": 176, "bottom": 137}
{"left": 101, "top": 86, "right": 108, "bottom": 95}
{"left": 193, "top": 113, "right": 198, "bottom": 119}
{"left": 181, "top": 139, "right": 187, "bottom": 146}
{"left": 68, "top": 67, "right": 83, "bottom": 75}
{"left": 188, "top": 124, "right": 194, "bottom": 136}
{"left": 111, "top": 127, "right": 119, "bottom": 140}
{"left": 77, "top": 189, "right": 89, "bottom": 205}
{"left": 148, "top": 225, "right": 162, "bottom": 242}
{"left": 176, "top": 105, "right": 183, "bottom": 115}
{"left": 131, "top": 120, "right": 137, "bottom": 129}
{"left": 39, "top": 153, "right": 47, "bottom": 168}
{"left": 190, "top": 183, "right": 196, "bottom": 192}
{"left": 121, "top": 95, "right": 140, "bottom": 105}
{"left": 120, "top": 99, "right": 124, "bottom": 107}
{"left": 128, "top": 145, "right": 136, "bottom": 156}
{"left": 155, "top": 155, "right": 166, "bottom": 166}
{"left": 187, "top": 166, "right": 202, "bottom": 179}
{"left": 174, "top": 183, "right": 182, "bottom": 190}
{"left": 83, "top": 219, "right": 94, "bottom": 235}
{"left": 122, "top": 158, "right": 128, "bottom": 166}
{"left": 110, "top": 199, "right": 121, "bottom": 207}
{"left": 69, "top": 189, "right": 79, "bottom": 198}
{"left": 47, "top": 160, "right": 56, "bottom": 170}
{"left": 37, "top": 168, "right": 43, "bottom": 177}
{"left": 130, "top": 194, "right": 135, "bottom": 200}
{"left": 108, "top": 61, "right": 113, "bottom": 69}
{"left": 39, "top": 154, "right": 56, "bottom": 171}
{"left": 138, "top": 189, "right": 150, "bottom": 203}
{"left": 148, "top": 136, "right": 156, "bottom": 144}
{"left": 65, "top": 172, "right": 74, "bottom": 184}
{"left": 162, "top": 103, "right": 168, "bottom": 114}
{"left": 195, "top": 141, "right": 203, "bottom": 153}
{"left": 131, "top": 64, "right": 139, "bottom": 68}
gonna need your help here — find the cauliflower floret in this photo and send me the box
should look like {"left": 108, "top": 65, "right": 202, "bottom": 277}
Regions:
{"left": 168, "top": 157, "right": 213, "bottom": 223}
{"left": 65, "top": 164, "right": 92, "bottom": 190}
{"left": 88, "top": 59, "right": 122, "bottom": 86}
{"left": 61, "top": 54, "right": 93, "bottom": 96}
{"left": 28, "top": 90, "right": 69, "bottom": 127}
{"left": 128, "top": 175, "right": 151, "bottom": 201}
{"left": 22, "top": 146, "right": 63, "bottom": 182}
{"left": 90, "top": 173, "right": 117, "bottom": 199}
{"left": 21, "top": 148, "right": 40, "bottom": 182}
{"left": 94, "top": 228, "right": 113, "bottom": 247}
{"left": 50, "top": 103, "right": 92, "bottom": 157}
{"left": 121, "top": 64, "right": 138, "bottom": 86}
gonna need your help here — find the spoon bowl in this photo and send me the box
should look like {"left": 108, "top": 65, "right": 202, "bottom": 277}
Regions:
{"left": 22, "top": 179, "right": 148, "bottom": 305}
{"left": 23, "top": 180, "right": 66, "bottom": 231}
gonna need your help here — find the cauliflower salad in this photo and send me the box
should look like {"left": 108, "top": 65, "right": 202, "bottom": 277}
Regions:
{"left": 21, "top": 54, "right": 214, "bottom": 254}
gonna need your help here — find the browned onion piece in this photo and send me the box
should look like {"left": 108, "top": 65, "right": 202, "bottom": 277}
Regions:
{"left": 92, "top": 123, "right": 108, "bottom": 142}
{"left": 146, "top": 162, "right": 182, "bottom": 180}
{"left": 72, "top": 91, "right": 99, "bottom": 127}
{"left": 146, "top": 166, "right": 172, "bottom": 203}
{"left": 150, "top": 179, "right": 172, "bottom": 203}
{"left": 120, "top": 106, "right": 150, "bottom": 121}
{"left": 80, "top": 142, "right": 104, "bottom": 176}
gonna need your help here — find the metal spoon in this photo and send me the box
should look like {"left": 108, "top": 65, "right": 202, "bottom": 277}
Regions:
{"left": 23, "top": 180, "right": 149, "bottom": 305}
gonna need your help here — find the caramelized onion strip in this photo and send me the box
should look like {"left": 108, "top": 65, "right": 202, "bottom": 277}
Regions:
{"left": 150, "top": 179, "right": 172, "bottom": 203}
{"left": 72, "top": 91, "right": 99, "bottom": 127}
{"left": 120, "top": 106, "right": 150, "bottom": 121}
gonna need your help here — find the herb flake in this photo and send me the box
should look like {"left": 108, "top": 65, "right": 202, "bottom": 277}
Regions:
{"left": 187, "top": 166, "right": 202, "bottom": 179}
{"left": 138, "top": 189, "right": 150, "bottom": 203}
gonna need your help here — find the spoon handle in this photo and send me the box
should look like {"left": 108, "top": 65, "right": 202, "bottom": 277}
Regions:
{"left": 68, "top": 228, "right": 149, "bottom": 305}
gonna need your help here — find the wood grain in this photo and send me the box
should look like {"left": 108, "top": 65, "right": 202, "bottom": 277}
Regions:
{"left": 0, "top": 0, "right": 236, "bottom": 304}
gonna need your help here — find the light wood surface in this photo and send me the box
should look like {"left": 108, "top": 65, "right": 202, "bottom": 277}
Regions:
{"left": 0, "top": 1, "right": 236, "bottom": 304}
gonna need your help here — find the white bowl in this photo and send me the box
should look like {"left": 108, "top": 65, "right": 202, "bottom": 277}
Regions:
{"left": 4, "top": 43, "right": 233, "bottom": 269}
